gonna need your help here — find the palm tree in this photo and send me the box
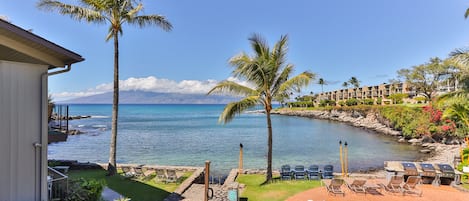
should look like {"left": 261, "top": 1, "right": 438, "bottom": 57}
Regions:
{"left": 318, "top": 78, "right": 326, "bottom": 93}
{"left": 38, "top": 0, "right": 172, "bottom": 175}
{"left": 342, "top": 81, "right": 349, "bottom": 88}
{"left": 208, "top": 34, "right": 315, "bottom": 182}
{"left": 349, "top": 76, "right": 360, "bottom": 88}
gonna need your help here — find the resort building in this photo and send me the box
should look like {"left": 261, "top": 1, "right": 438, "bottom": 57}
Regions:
{"left": 0, "top": 19, "right": 83, "bottom": 201}
{"left": 316, "top": 82, "right": 416, "bottom": 104}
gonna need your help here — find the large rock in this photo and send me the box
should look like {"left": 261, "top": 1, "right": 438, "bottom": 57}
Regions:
{"left": 419, "top": 149, "right": 432, "bottom": 154}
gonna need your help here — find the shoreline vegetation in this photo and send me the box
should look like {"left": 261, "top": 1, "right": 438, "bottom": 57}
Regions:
{"left": 271, "top": 106, "right": 461, "bottom": 167}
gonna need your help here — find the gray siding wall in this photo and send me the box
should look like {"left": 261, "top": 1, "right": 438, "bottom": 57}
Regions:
{"left": 0, "top": 60, "right": 48, "bottom": 201}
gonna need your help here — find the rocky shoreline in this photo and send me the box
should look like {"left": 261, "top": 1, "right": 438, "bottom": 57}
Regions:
{"left": 271, "top": 108, "right": 461, "bottom": 165}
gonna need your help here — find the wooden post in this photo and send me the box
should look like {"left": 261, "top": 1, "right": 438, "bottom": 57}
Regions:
{"left": 344, "top": 141, "right": 348, "bottom": 177}
{"left": 339, "top": 140, "right": 344, "bottom": 177}
{"left": 239, "top": 143, "right": 244, "bottom": 174}
{"left": 204, "top": 160, "right": 210, "bottom": 201}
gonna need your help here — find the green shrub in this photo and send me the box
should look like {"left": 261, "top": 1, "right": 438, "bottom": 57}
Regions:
{"left": 376, "top": 97, "right": 382, "bottom": 105}
{"left": 345, "top": 98, "right": 358, "bottom": 106}
{"left": 66, "top": 178, "right": 104, "bottom": 201}
{"left": 288, "top": 101, "right": 314, "bottom": 108}
{"left": 363, "top": 98, "right": 375, "bottom": 105}
{"left": 414, "top": 96, "right": 426, "bottom": 104}
{"left": 338, "top": 101, "right": 345, "bottom": 107}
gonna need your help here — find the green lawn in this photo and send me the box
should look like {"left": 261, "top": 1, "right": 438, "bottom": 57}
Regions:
{"left": 236, "top": 174, "right": 322, "bottom": 201}
{"left": 69, "top": 169, "right": 192, "bottom": 201}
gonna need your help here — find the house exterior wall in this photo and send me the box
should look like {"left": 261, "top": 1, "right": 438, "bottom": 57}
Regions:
{"left": 0, "top": 60, "right": 48, "bottom": 201}
{"left": 317, "top": 82, "right": 416, "bottom": 104}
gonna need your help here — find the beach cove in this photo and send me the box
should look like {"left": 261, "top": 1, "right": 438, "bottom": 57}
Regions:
{"left": 47, "top": 104, "right": 432, "bottom": 176}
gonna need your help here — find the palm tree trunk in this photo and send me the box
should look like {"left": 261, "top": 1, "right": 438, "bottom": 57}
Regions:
{"left": 265, "top": 106, "right": 273, "bottom": 182}
{"left": 108, "top": 33, "right": 119, "bottom": 176}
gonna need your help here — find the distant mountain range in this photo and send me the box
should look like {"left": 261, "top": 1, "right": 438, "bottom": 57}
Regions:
{"left": 59, "top": 90, "right": 240, "bottom": 104}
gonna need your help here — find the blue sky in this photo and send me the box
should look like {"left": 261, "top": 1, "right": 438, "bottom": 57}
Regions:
{"left": 2, "top": 0, "right": 469, "bottom": 100}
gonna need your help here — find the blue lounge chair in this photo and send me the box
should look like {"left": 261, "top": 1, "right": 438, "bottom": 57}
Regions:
{"left": 323, "top": 165, "right": 334, "bottom": 179}
{"left": 280, "top": 165, "right": 292, "bottom": 180}
{"left": 307, "top": 165, "right": 320, "bottom": 180}
{"left": 294, "top": 165, "right": 306, "bottom": 180}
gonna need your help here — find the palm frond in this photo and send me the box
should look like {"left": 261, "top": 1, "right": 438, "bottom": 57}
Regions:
{"left": 449, "top": 48, "right": 469, "bottom": 67}
{"left": 126, "top": 2, "right": 143, "bottom": 18}
{"left": 276, "top": 71, "right": 315, "bottom": 95}
{"left": 465, "top": 8, "right": 469, "bottom": 19}
{"left": 270, "top": 35, "right": 288, "bottom": 73}
{"left": 129, "top": 15, "right": 172, "bottom": 31}
{"left": 271, "top": 64, "right": 293, "bottom": 95}
{"left": 249, "top": 33, "right": 270, "bottom": 59}
{"left": 229, "top": 53, "right": 266, "bottom": 87}
{"left": 207, "top": 81, "right": 257, "bottom": 97}
{"left": 38, "top": 0, "right": 105, "bottom": 23}
{"left": 442, "top": 103, "right": 469, "bottom": 127}
{"left": 79, "top": 0, "right": 106, "bottom": 10}
{"left": 219, "top": 96, "right": 260, "bottom": 124}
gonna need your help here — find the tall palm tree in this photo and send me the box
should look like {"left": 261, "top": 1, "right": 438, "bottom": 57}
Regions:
{"left": 38, "top": 0, "right": 172, "bottom": 175}
{"left": 208, "top": 34, "right": 315, "bottom": 182}
{"left": 318, "top": 78, "right": 326, "bottom": 93}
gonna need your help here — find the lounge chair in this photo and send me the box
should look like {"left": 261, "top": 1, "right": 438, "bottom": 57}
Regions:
{"left": 140, "top": 167, "right": 155, "bottom": 180}
{"left": 325, "top": 178, "right": 345, "bottom": 196}
{"left": 307, "top": 165, "right": 320, "bottom": 180}
{"left": 155, "top": 169, "right": 167, "bottom": 182}
{"left": 133, "top": 167, "right": 145, "bottom": 178}
{"left": 166, "top": 169, "right": 178, "bottom": 183}
{"left": 402, "top": 176, "right": 422, "bottom": 196}
{"left": 294, "top": 165, "right": 306, "bottom": 180}
{"left": 121, "top": 166, "right": 135, "bottom": 178}
{"left": 378, "top": 175, "right": 404, "bottom": 195}
{"left": 323, "top": 165, "right": 334, "bottom": 179}
{"left": 280, "top": 165, "right": 292, "bottom": 180}
{"left": 346, "top": 179, "right": 367, "bottom": 194}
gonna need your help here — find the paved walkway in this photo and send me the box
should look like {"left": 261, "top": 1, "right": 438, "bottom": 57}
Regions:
{"left": 180, "top": 184, "right": 229, "bottom": 201}
{"left": 286, "top": 181, "right": 468, "bottom": 201}
{"left": 101, "top": 187, "right": 124, "bottom": 201}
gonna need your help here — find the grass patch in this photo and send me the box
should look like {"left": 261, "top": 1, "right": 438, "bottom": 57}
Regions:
{"left": 69, "top": 169, "right": 193, "bottom": 201}
{"left": 236, "top": 174, "right": 321, "bottom": 201}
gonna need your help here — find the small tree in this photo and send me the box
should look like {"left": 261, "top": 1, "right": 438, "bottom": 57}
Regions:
{"left": 388, "top": 93, "right": 408, "bottom": 104}
{"left": 397, "top": 57, "right": 449, "bottom": 100}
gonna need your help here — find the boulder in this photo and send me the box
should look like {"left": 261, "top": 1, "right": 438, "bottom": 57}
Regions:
{"left": 420, "top": 149, "right": 432, "bottom": 154}
{"left": 408, "top": 138, "right": 422, "bottom": 143}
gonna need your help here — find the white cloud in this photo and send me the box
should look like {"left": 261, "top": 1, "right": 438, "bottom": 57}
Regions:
{"left": 51, "top": 76, "right": 253, "bottom": 101}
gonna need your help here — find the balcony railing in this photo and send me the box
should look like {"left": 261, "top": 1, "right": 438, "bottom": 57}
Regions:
{"left": 48, "top": 167, "right": 68, "bottom": 201}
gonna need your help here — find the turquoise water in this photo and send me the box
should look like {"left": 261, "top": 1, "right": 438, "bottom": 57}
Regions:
{"left": 48, "top": 104, "right": 422, "bottom": 175}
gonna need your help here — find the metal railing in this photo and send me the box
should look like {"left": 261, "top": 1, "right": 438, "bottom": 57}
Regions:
{"left": 48, "top": 167, "right": 68, "bottom": 201}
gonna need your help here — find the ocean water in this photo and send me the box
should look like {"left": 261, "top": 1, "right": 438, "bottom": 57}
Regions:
{"left": 48, "top": 104, "right": 423, "bottom": 175}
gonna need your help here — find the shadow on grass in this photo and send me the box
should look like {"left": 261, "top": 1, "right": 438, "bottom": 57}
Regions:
{"left": 69, "top": 169, "right": 170, "bottom": 201}
{"left": 237, "top": 174, "right": 321, "bottom": 201}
